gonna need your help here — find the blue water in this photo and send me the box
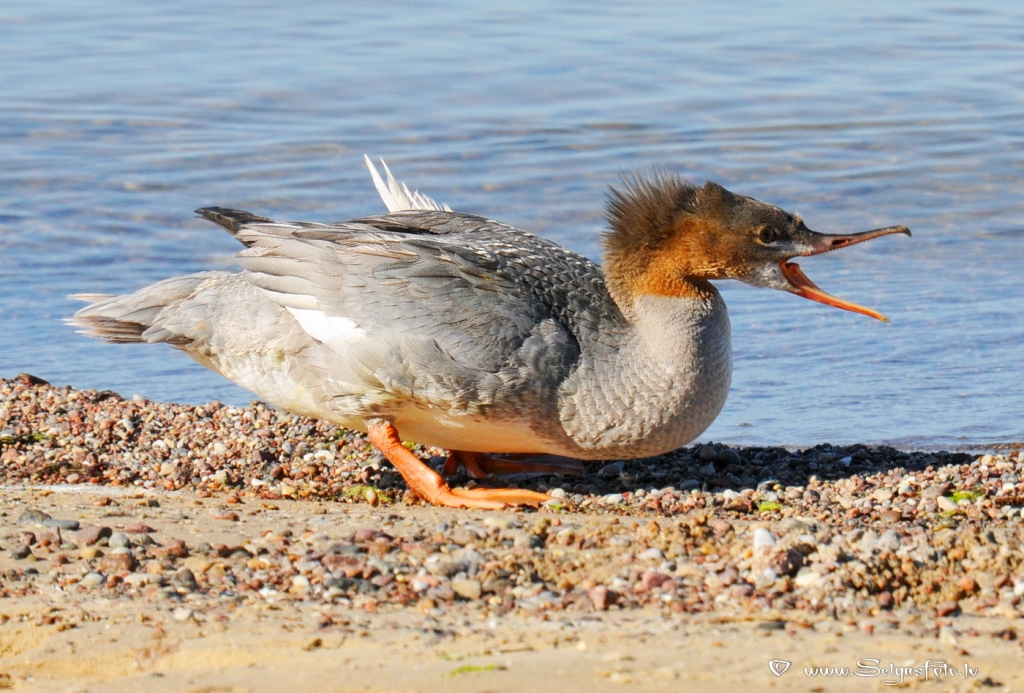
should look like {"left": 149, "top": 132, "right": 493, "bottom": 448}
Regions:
{"left": 2, "top": 1, "right": 1023, "bottom": 449}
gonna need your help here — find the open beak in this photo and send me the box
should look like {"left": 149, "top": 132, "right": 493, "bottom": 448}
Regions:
{"left": 781, "top": 225, "right": 911, "bottom": 322}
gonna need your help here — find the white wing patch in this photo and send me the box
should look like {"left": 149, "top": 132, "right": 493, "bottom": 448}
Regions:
{"left": 364, "top": 155, "right": 452, "bottom": 213}
{"left": 286, "top": 307, "right": 367, "bottom": 346}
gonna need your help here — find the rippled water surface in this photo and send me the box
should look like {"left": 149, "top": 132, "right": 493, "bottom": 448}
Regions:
{"left": 3, "top": 1, "right": 1023, "bottom": 449}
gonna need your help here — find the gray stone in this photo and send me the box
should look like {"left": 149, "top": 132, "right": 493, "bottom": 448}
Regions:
{"left": 598, "top": 461, "right": 625, "bottom": 477}
{"left": 18, "top": 509, "right": 52, "bottom": 526}
{"left": 172, "top": 567, "right": 200, "bottom": 592}
{"left": 108, "top": 532, "right": 132, "bottom": 548}
{"left": 718, "top": 448, "right": 741, "bottom": 465}
{"left": 424, "top": 557, "right": 467, "bottom": 578}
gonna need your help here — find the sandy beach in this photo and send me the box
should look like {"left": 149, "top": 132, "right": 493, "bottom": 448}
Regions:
{"left": 2, "top": 373, "right": 1023, "bottom": 691}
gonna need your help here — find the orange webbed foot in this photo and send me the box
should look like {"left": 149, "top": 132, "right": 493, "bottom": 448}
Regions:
{"left": 366, "top": 421, "right": 551, "bottom": 509}
{"left": 444, "top": 450, "right": 584, "bottom": 479}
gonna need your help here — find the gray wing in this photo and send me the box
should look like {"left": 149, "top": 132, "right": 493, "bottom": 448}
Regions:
{"left": 200, "top": 208, "right": 612, "bottom": 415}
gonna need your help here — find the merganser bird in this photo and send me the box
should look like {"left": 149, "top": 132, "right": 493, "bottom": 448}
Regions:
{"left": 70, "top": 158, "right": 909, "bottom": 509}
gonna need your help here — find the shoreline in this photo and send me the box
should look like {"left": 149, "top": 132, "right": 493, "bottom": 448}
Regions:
{"left": 2, "top": 373, "right": 1024, "bottom": 690}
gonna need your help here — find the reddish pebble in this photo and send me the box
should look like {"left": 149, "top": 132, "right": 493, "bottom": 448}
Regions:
{"left": 935, "top": 601, "right": 960, "bottom": 617}
{"left": 75, "top": 525, "right": 111, "bottom": 546}
{"left": 225, "top": 494, "right": 241, "bottom": 504}
{"left": 124, "top": 522, "right": 156, "bottom": 534}
{"left": 879, "top": 509, "right": 902, "bottom": 523}
{"left": 588, "top": 584, "right": 611, "bottom": 611}
{"left": 876, "top": 591, "right": 894, "bottom": 610}
{"left": 163, "top": 538, "right": 189, "bottom": 558}
{"left": 17, "top": 373, "right": 49, "bottom": 386}
{"left": 353, "top": 528, "right": 390, "bottom": 543}
{"left": 709, "top": 518, "right": 734, "bottom": 537}
{"left": 100, "top": 552, "right": 137, "bottom": 574}
{"left": 214, "top": 511, "right": 240, "bottom": 521}
{"left": 958, "top": 576, "right": 977, "bottom": 594}
{"left": 641, "top": 569, "right": 672, "bottom": 591}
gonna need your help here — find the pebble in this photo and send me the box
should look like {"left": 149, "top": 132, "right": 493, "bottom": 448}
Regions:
{"left": 753, "top": 528, "right": 777, "bottom": 550}
{"left": 80, "top": 572, "right": 105, "bottom": 588}
{"left": 794, "top": 569, "right": 825, "bottom": 588}
{"left": 641, "top": 569, "right": 672, "bottom": 590}
{"left": 718, "top": 448, "right": 741, "bottom": 465}
{"left": 184, "top": 557, "right": 213, "bottom": 574}
{"left": 108, "top": 533, "right": 132, "bottom": 548}
{"left": 290, "top": 576, "right": 312, "bottom": 594}
{"left": 451, "top": 579, "right": 482, "bottom": 600}
{"left": 172, "top": 567, "right": 200, "bottom": 592}
{"left": 100, "top": 552, "right": 137, "bottom": 573}
{"left": 588, "top": 585, "right": 612, "bottom": 611}
{"left": 124, "top": 522, "right": 156, "bottom": 534}
{"left": 123, "top": 573, "right": 163, "bottom": 588}
{"left": 75, "top": 525, "right": 111, "bottom": 546}
{"left": 937, "top": 496, "right": 959, "bottom": 512}
{"left": 598, "top": 461, "right": 624, "bottom": 477}
{"left": 18, "top": 509, "right": 52, "bottom": 526}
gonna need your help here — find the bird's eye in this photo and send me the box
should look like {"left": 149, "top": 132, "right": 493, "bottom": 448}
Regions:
{"left": 758, "top": 227, "right": 778, "bottom": 244}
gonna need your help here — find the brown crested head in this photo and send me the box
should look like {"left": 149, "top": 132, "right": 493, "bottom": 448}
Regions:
{"left": 602, "top": 172, "right": 911, "bottom": 321}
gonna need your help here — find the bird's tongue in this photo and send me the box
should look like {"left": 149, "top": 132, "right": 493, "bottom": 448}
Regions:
{"left": 780, "top": 261, "right": 889, "bottom": 322}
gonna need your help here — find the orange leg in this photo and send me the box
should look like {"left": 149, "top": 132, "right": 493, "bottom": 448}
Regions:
{"left": 444, "top": 450, "right": 584, "bottom": 479}
{"left": 366, "top": 420, "right": 552, "bottom": 509}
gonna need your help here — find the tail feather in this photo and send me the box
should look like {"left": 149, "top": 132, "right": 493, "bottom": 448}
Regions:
{"left": 364, "top": 155, "right": 452, "bottom": 213}
{"left": 195, "top": 207, "right": 275, "bottom": 245}
{"left": 67, "top": 272, "right": 227, "bottom": 345}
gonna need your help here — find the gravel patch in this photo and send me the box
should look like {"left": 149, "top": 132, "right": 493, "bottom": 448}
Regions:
{"left": 3, "top": 373, "right": 1024, "bottom": 630}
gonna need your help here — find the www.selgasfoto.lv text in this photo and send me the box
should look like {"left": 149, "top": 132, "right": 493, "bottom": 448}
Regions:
{"left": 803, "top": 659, "right": 979, "bottom": 685}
